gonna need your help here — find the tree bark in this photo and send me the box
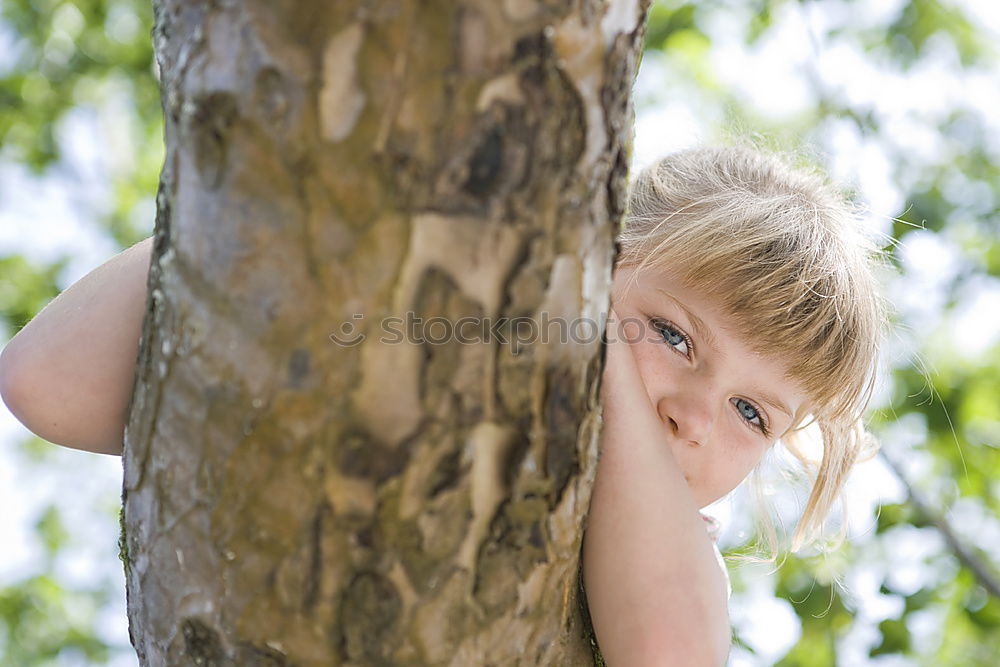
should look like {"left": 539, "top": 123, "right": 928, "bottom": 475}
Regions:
{"left": 122, "top": 1, "right": 648, "bottom": 664}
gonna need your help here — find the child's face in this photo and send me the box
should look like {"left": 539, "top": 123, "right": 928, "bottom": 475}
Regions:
{"left": 609, "top": 264, "right": 808, "bottom": 509}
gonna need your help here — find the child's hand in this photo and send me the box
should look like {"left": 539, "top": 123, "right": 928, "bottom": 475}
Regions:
{"left": 600, "top": 307, "right": 667, "bottom": 456}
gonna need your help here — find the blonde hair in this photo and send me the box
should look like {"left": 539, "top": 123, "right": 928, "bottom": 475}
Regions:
{"left": 617, "top": 144, "right": 887, "bottom": 558}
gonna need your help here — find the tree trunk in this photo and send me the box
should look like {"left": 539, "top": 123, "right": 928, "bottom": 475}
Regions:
{"left": 122, "top": 1, "right": 648, "bottom": 664}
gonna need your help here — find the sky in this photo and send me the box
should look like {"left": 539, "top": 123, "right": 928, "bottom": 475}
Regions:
{"left": 2, "top": 0, "right": 1000, "bottom": 665}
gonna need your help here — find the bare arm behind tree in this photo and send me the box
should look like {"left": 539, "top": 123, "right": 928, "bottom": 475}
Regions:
{"left": 0, "top": 236, "right": 153, "bottom": 456}
{"left": 583, "top": 310, "right": 731, "bottom": 666}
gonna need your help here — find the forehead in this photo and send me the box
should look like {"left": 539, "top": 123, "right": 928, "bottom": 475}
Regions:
{"left": 615, "top": 263, "right": 746, "bottom": 338}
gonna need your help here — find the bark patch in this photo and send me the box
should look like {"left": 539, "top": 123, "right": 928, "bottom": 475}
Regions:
{"left": 475, "top": 496, "right": 549, "bottom": 613}
{"left": 462, "top": 125, "right": 503, "bottom": 198}
{"left": 544, "top": 366, "right": 581, "bottom": 505}
{"left": 236, "top": 642, "right": 290, "bottom": 666}
{"left": 254, "top": 66, "right": 292, "bottom": 129}
{"left": 338, "top": 571, "right": 402, "bottom": 661}
{"left": 413, "top": 267, "right": 475, "bottom": 410}
{"left": 286, "top": 348, "right": 311, "bottom": 388}
{"left": 180, "top": 617, "right": 226, "bottom": 665}
{"left": 426, "top": 446, "right": 461, "bottom": 498}
{"left": 187, "top": 91, "right": 238, "bottom": 190}
{"left": 304, "top": 500, "right": 331, "bottom": 610}
{"left": 336, "top": 427, "right": 408, "bottom": 483}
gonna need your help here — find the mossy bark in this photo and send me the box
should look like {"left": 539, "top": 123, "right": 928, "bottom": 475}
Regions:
{"left": 123, "top": 1, "right": 648, "bottom": 664}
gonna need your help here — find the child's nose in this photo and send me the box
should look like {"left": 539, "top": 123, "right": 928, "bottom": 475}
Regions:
{"left": 657, "top": 391, "right": 718, "bottom": 447}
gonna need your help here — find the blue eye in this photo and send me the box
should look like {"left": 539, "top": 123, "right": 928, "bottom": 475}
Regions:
{"left": 735, "top": 398, "right": 758, "bottom": 421}
{"left": 733, "top": 398, "right": 769, "bottom": 435}
{"left": 651, "top": 319, "right": 690, "bottom": 356}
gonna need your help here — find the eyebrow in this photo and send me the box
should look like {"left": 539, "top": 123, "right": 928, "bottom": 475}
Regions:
{"left": 654, "top": 288, "right": 793, "bottom": 421}
{"left": 755, "top": 390, "right": 793, "bottom": 420}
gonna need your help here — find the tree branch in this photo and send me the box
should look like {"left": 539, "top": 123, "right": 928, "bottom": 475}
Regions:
{"left": 878, "top": 447, "right": 1000, "bottom": 600}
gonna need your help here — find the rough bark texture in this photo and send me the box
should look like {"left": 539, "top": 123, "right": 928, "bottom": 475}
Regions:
{"left": 122, "top": 1, "right": 648, "bottom": 664}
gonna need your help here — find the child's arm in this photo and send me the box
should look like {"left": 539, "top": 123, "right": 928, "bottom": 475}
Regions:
{"left": 0, "top": 236, "right": 153, "bottom": 456}
{"left": 582, "top": 311, "right": 731, "bottom": 666}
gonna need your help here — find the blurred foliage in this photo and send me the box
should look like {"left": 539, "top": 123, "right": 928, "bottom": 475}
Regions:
{"left": 0, "top": 254, "right": 66, "bottom": 332}
{"left": 884, "top": 0, "right": 990, "bottom": 67}
{"left": 0, "top": 504, "right": 116, "bottom": 666}
{"left": 0, "top": 573, "right": 114, "bottom": 666}
{"left": 1, "top": 0, "right": 1000, "bottom": 665}
{"left": 0, "top": 0, "right": 158, "bottom": 171}
{"left": 0, "top": 0, "right": 161, "bottom": 248}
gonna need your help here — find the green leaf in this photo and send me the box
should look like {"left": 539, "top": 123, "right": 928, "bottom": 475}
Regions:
{"left": 870, "top": 616, "right": 910, "bottom": 656}
{"left": 34, "top": 505, "right": 69, "bottom": 558}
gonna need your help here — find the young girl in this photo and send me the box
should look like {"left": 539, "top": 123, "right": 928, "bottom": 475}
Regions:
{"left": 583, "top": 144, "right": 885, "bottom": 665}
{"left": 0, "top": 144, "right": 886, "bottom": 665}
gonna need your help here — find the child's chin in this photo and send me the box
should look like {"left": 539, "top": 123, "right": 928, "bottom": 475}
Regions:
{"left": 696, "top": 489, "right": 725, "bottom": 510}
